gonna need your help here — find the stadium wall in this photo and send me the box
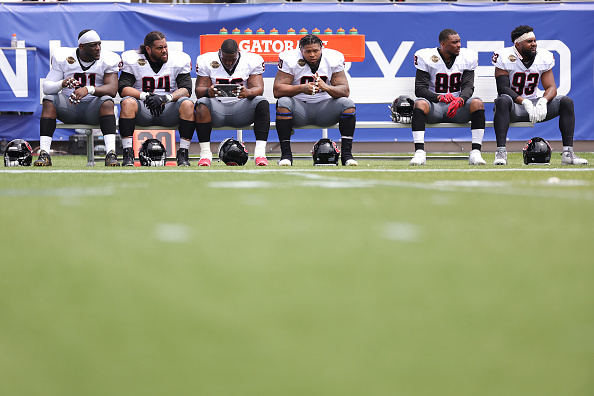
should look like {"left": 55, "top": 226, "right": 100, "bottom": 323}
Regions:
{"left": 1, "top": 2, "right": 593, "bottom": 143}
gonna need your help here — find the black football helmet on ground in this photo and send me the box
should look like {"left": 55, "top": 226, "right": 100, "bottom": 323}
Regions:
{"left": 312, "top": 138, "right": 340, "bottom": 166}
{"left": 218, "top": 138, "right": 248, "bottom": 166}
{"left": 523, "top": 137, "right": 552, "bottom": 165}
{"left": 390, "top": 95, "right": 414, "bottom": 124}
{"left": 4, "top": 139, "right": 33, "bottom": 167}
{"left": 138, "top": 139, "right": 166, "bottom": 166}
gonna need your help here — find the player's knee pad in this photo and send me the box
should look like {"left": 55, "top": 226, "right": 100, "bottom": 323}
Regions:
{"left": 337, "top": 97, "right": 356, "bottom": 113}
{"left": 494, "top": 95, "right": 513, "bottom": 110}
{"left": 276, "top": 97, "right": 294, "bottom": 114}
{"left": 559, "top": 95, "right": 574, "bottom": 109}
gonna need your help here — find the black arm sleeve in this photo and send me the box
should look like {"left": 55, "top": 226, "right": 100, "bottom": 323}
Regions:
{"left": 495, "top": 74, "right": 520, "bottom": 101}
{"left": 118, "top": 71, "right": 136, "bottom": 96}
{"left": 176, "top": 73, "right": 192, "bottom": 97}
{"left": 414, "top": 69, "right": 440, "bottom": 103}
{"left": 460, "top": 70, "right": 475, "bottom": 103}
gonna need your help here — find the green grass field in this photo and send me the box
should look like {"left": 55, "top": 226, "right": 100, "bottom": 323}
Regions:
{"left": 1, "top": 153, "right": 593, "bottom": 396}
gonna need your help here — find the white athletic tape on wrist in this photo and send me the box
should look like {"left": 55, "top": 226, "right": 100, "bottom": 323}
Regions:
{"left": 513, "top": 31, "right": 535, "bottom": 44}
{"left": 140, "top": 92, "right": 149, "bottom": 101}
{"left": 85, "top": 86, "right": 95, "bottom": 95}
{"left": 78, "top": 30, "right": 101, "bottom": 45}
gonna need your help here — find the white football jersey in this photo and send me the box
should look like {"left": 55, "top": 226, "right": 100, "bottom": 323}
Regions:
{"left": 120, "top": 50, "right": 191, "bottom": 95}
{"left": 47, "top": 47, "right": 120, "bottom": 98}
{"left": 414, "top": 47, "right": 478, "bottom": 97}
{"left": 277, "top": 48, "right": 346, "bottom": 103}
{"left": 195, "top": 51, "right": 265, "bottom": 103}
{"left": 491, "top": 46, "right": 555, "bottom": 100}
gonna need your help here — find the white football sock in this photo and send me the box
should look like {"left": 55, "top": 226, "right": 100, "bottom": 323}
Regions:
{"left": 199, "top": 142, "right": 212, "bottom": 160}
{"left": 471, "top": 129, "right": 485, "bottom": 145}
{"left": 254, "top": 140, "right": 267, "bottom": 158}
{"left": 40, "top": 136, "right": 52, "bottom": 153}
{"left": 412, "top": 130, "right": 425, "bottom": 144}
{"left": 122, "top": 137, "right": 133, "bottom": 149}
{"left": 179, "top": 138, "right": 191, "bottom": 150}
{"left": 104, "top": 134, "right": 116, "bottom": 153}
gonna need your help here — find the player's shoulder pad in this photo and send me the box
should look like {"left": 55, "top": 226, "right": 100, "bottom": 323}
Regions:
{"left": 196, "top": 51, "right": 216, "bottom": 65}
{"left": 460, "top": 48, "right": 478, "bottom": 63}
{"left": 242, "top": 51, "right": 265, "bottom": 64}
{"left": 169, "top": 51, "right": 191, "bottom": 67}
{"left": 414, "top": 47, "right": 436, "bottom": 59}
{"left": 538, "top": 48, "right": 555, "bottom": 63}
{"left": 121, "top": 50, "right": 142, "bottom": 65}
{"left": 491, "top": 46, "right": 506, "bottom": 57}
{"left": 101, "top": 50, "right": 121, "bottom": 67}
{"left": 414, "top": 47, "right": 436, "bottom": 69}
{"left": 278, "top": 48, "right": 300, "bottom": 64}
{"left": 51, "top": 47, "right": 77, "bottom": 63}
{"left": 322, "top": 48, "right": 345, "bottom": 61}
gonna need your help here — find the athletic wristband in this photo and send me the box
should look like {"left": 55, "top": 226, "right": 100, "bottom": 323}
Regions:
{"left": 139, "top": 92, "right": 149, "bottom": 101}
{"left": 166, "top": 94, "right": 174, "bottom": 102}
{"left": 85, "top": 86, "right": 95, "bottom": 95}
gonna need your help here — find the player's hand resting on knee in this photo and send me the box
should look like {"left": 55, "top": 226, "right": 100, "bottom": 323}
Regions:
{"left": 446, "top": 97, "right": 464, "bottom": 118}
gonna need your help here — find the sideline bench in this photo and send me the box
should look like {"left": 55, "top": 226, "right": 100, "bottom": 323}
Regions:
{"left": 51, "top": 76, "right": 533, "bottom": 165}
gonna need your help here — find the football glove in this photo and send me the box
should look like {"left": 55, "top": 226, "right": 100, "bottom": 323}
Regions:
{"left": 438, "top": 93, "right": 455, "bottom": 103}
{"left": 68, "top": 92, "right": 81, "bottom": 106}
{"left": 145, "top": 93, "right": 170, "bottom": 117}
{"left": 446, "top": 97, "right": 464, "bottom": 118}
{"left": 535, "top": 97, "right": 548, "bottom": 122}
{"left": 522, "top": 99, "right": 537, "bottom": 123}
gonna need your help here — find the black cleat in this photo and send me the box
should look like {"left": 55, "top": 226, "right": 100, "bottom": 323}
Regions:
{"left": 104, "top": 150, "right": 120, "bottom": 166}
{"left": 34, "top": 150, "right": 52, "bottom": 167}
{"left": 122, "top": 147, "right": 134, "bottom": 166}
{"left": 176, "top": 148, "right": 190, "bottom": 166}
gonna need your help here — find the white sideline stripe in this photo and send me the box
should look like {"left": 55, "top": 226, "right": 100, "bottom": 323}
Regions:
{"left": 1, "top": 168, "right": 593, "bottom": 174}
{"left": 207, "top": 176, "right": 594, "bottom": 201}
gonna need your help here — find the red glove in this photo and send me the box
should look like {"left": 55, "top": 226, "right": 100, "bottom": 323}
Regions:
{"left": 446, "top": 97, "right": 464, "bottom": 118}
{"left": 438, "top": 93, "right": 455, "bottom": 103}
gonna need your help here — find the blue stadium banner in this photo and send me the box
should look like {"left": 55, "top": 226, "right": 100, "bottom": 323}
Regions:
{"left": 0, "top": 47, "right": 38, "bottom": 112}
{"left": 0, "top": 2, "right": 593, "bottom": 142}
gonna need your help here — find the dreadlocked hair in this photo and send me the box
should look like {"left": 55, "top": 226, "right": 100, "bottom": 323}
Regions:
{"left": 299, "top": 34, "right": 323, "bottom": 49}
